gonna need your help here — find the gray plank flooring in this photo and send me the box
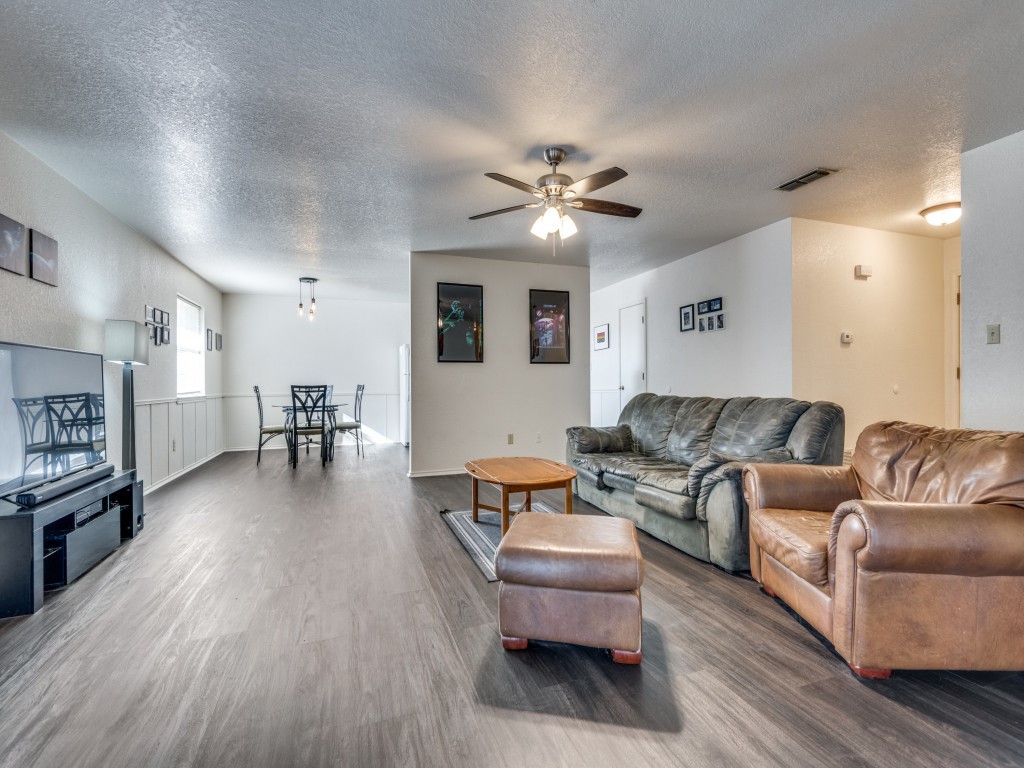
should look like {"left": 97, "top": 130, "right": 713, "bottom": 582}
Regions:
{"left": 0, "top": 445, "right": 1022, "bottom": 767}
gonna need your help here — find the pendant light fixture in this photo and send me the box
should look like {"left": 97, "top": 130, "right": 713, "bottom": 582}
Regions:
{"left": 298, "top": 277, "right": 319, "bottom": 321}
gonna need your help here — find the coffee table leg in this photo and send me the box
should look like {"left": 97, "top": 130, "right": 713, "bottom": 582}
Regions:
{"left": 565, "top": 480, "right": 573, "bottom": 515}
{"left": 471, "top": 477, "right": 479, "bottom": 522}
{"left": 501, "top": 485, "right": 511, "bottom": 536}
{"left": 524, "top": 490, "right": 532, "bottom": 512}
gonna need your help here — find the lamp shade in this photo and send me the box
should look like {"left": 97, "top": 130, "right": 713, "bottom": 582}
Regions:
{"left": 104, "top": 320, "right": 150, "bottom": 365}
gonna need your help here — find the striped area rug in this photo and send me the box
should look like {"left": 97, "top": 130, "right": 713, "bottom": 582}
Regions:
{"left": 440, "top": 501, "right": 558, "bottom": 582}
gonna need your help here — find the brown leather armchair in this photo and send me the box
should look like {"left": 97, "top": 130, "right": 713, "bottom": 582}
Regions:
{"left": 742, "top": 421, "right": 1024, "bottom": 678}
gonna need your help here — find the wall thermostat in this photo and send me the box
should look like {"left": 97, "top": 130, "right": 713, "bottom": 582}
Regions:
{"left": 840, "top": 332, "right": 853, "bottom": 344}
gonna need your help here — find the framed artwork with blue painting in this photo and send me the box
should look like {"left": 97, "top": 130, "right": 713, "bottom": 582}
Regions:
{"left": 530, "top": 289, "right": 570, "bottom": 364}
{"left": 437, "top": 282, "right": 483, "bottom": 362}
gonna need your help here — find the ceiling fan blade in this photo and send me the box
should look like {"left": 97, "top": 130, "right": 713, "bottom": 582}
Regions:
{"left": 468, "top": 202, "right": 541, "bottom": 220}
{"left": 573, "top": 198, "right": 642, "bottom": 218}
{"left": 564, "top": 167, "right": 627, "bottom": 196}
{"left": 484, "top": 172, "right": 544, "bottom": 197}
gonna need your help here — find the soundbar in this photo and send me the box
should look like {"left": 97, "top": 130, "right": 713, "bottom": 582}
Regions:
{"left": 15, "top": 463, "right": 115, "bottom": 507}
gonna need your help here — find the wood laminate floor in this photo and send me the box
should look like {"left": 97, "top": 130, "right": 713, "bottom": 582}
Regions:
{"left": 1, "top": 446, "right": 1022, "bottom": 768}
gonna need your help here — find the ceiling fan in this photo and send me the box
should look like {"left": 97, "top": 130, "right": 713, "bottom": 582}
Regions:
{"left": 469, "top": 147, "right": 642, "bottom": 240}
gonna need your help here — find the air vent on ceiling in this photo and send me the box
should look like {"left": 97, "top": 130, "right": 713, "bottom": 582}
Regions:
{"left": 775, "top": 167, "right": 837, "bottom": 191}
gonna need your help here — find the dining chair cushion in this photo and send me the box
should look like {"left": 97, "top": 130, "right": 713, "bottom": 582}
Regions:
{"left": 261, "top": 425, "right": 287, "bottom": 434}
{"left": 335, "top": 420, "right": 360, "bottom": 430}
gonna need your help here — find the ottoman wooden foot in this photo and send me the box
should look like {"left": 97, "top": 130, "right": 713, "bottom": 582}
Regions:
{"left": 610, "top": 648, "right": 643, "bottom": 665}
{"left": 848, "top": 663, "right": 892, "bottom": 679}
{"left": 501, "top": 635, "right": 529, "bottom": 651}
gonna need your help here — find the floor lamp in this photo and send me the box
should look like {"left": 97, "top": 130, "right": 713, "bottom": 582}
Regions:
{"left": 104, "top": 320, "right": 150, "bottom": 471}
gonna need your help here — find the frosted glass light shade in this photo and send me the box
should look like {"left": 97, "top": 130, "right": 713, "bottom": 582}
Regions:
{"left": 559, "top": 214, "right": 577, "bottom": 240}
{"left": 543, "top": 206, "right": 561, "bottom": 233}
{"left": 530, "top": 215, "right": 549, "bottom": 239}
{"left": 921, "top": 202, "right": 961, "bottom": 226}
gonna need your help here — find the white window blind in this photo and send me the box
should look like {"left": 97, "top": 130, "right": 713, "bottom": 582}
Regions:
{"left": 176, "top": 296, "right": 205, "bottom": 397}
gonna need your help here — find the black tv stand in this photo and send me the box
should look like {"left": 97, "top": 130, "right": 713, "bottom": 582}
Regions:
{"left": 0, "top": 469, "right": 142, "bottom": 617}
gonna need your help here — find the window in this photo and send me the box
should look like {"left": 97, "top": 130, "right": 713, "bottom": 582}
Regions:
{"left": 176, "top": 296, "right": 205, "bottom": 397}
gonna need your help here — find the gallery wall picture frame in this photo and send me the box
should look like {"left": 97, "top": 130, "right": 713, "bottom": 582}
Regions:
{"left": 716, "top": 313, "right": 726, "bottom": 330}
{"left": 709, "top": 297, "right": 723, "bottom": 312}
{"left": 530, "top": 289, "right": 570, "bottom": 364}
{"left": 215, "top": 333, "right": 222, "bottom": 351}
{"left": 679, "top": 304, "right": 694, "bottom": 332}
{"left": 594, "top": 323, "right": 610, "bottom": 351}
{"left": 437, "top": 282, "right": 484, "bottom": 363}
{"left": 207, "top": 328, "right": 213, "bottom": 351}
{"left": 161, "top": 326, "right": 171, "bottom": 344}
{"left": 698, "top": 317, "right": 706, "bottom": 332}
{"left": 29, "top": 229, "right": 58, "bottom": 286}
{"left": 0, "top": 213, "right": 28, "bottom": 276}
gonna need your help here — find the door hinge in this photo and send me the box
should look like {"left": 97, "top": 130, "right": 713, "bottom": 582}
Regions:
{"left": 957, "top": 366, "right": 960, "bottom": 380}
{"left": 641, "top": 315, "right": 645, "bottom": 323}
{"left": 641, "top": 372, "right": 645, "bottom": 381}
{"left": 956, "top": 292, "right": 960, "bottom": 305}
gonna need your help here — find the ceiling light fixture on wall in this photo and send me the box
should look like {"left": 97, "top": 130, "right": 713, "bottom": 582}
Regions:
{"left": 920, "top": 202, "right": 961, "bottom": 226}
{"left": 297, "top": 276, "right": 318, "bottom": 321}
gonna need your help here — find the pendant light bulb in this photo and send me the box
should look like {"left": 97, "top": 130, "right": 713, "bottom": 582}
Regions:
{"left": 530, "top": 215, "right": 549, "bottom": 239}
{"left": 559, "top": 214, "right": 577, "bottom": 240}
{"left": 543, "top": 206, "right": 561, "bottom": 233}
{"left": 298, "top": 302, "right": 304, "bottom": 317}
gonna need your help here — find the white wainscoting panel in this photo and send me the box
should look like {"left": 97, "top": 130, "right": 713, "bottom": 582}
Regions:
{"left": 135, "top": 396, "right": 225, "bottom": 492}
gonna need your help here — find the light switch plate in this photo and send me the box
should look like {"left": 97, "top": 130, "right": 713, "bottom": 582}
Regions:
{"left": 987, "top": 324, "right": 1001, "bottom": 344}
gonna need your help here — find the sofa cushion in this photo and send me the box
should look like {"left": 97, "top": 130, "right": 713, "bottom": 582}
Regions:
{"left": 635, "top": 466, "right": 691, "bottom": 495}
{"left": 666, "top": 397, "right": 729, "bottom": 465}
{"left": 750, "top": 507, "right": 832, "bottom": 589}
{"left": 710, "top": 397, "right": 811, "bottom": 458}
{"left": 619, "top": 393, "right": 688, "bottom": 457}
{"left": 573, "top": 464, "right": 604, "bottom": 490}
{"left": 634, "top": 484, "right": 696, "bottom": 520}
{"left": 604, "top": 473, "right": 637, "bottom": 493}
{"left": 571, "top": 451, "right": 644, "bottom": 476}
{"left": 853, "top": 421, "right": 1024, "bottom": 508}
{"left": 786, "top": 401, "right": 845, "bottom": 464}
{"left": 567, "top": 424, "right": 633, "bottom": 454}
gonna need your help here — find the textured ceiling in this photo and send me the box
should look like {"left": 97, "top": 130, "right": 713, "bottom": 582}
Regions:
{"left": 1, "top": 1, "right": 1023, "bottom": 301}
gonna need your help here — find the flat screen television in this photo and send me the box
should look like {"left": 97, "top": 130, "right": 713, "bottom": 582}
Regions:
{"left": 0, "top": 341, "right": 106, "bottom": 495}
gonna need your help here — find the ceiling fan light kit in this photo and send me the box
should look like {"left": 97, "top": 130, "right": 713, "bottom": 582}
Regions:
{"left": 471, "top": 146, "right": 641, "bottom": 241}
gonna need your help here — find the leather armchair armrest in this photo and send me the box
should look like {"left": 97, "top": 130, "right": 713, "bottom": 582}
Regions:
{"left": 566, "top": 424, "right": 633, "bottom": 454}
{"left": 743, "top": 463, "right": 858, "bottom": 514}
{"left": 830, "top": 500, "right": 1024, "bottom": 577}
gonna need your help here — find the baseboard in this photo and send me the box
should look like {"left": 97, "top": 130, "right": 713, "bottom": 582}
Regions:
{"left": 143, "top": 450, "right": 225, "bottom": 495}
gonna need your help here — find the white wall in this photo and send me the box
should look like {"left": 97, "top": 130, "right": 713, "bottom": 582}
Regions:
{"left": 589, "top": 220, "right": 794, "bottom": 425}
{"left": 0, "top": 129, "right": 224, "bottom": 487}
{"left": 221, "top": 293, "right": 409, "bottom": 451}
{"left": 943, "top": 237, "right": 962, "bottom": 428}
{"left": 961, "top": 129, "right": 1024, "bottom": 431}
{"left": 410, "top": 253, "right": 590, "bottom": 476}
{"left": 792, "top": 219, "right": 946, "bottom": 446}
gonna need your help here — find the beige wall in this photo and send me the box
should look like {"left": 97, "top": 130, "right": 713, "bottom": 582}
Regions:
{"left": 792, "top": 218, "right": 946, "bottom": 448}
{"left": 409, "top": 253, "right": 590, "bottom": 476}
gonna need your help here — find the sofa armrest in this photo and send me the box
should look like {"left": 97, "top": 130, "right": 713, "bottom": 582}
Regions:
{"left": 566, "top": 424, "right": 633, "bottom": 454}
{"left": 829, "top": 500, "right": 1024, "bottom": 577}
{"left": 743, "top": 463, "right": 858, "bottom": 514}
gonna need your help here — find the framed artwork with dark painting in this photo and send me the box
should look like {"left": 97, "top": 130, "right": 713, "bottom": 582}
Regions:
{"left": 0, "top": 213, "right": 28, "bottom": 275}
{"left": 29, "top": 230, "right": 58, "bottom": 286}
{"left": 437, "top": 282, "right": 483, "bottom": 362}
{"left": 679, "top": 304, "right": 694, "bottom": 332}
{"left": 530, "top": 289, "right": 570, "bottom": 364}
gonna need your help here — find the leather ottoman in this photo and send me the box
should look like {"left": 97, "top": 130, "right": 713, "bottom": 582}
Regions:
{"left": 494, "top": 511, "right": 645, "bottom": 664}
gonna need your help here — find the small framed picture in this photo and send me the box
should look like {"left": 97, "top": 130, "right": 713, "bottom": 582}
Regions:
{"left": 698, "top": 317, "right": 706, "bottom": 332}
{"left": 215, "top": 333, "right": 223, "bottom": 351}
{"left": 29, "top": 230, "right": 59, "bottom": 286}
{"left": 161, "top": 326, "right": 171, "bottom": 344}
{"left": 716, "top": 313, "right": 725, "bottom": 330}
{"left": 706, "top": 316, "right": 716, "bottom": 332}
{"left": 709, "top": 297, "right": 723, "bottom": 312}
{"left": 0, "top": 213, "right": 28, "bottom": 275}
{"left": 679, "top": 304, "right": 694, "bottom": 332}
{"left": 594, "top": 323, "right": 610, "bottom": 351}
{"left": 146, "top": 306, "right": 156, "bottom": 323}
{"left": 162, "top": 310, "right": 170, "bottom": 325}
{"left": 697, "top": 300, "right": 710, "bottom": 315}
{"left": 207, "top": 328, "right": 213, "bottom": 351}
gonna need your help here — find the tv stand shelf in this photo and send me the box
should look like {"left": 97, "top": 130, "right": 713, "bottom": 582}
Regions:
{"left": 0, "top": 469, "right": 142, "bottom": 617}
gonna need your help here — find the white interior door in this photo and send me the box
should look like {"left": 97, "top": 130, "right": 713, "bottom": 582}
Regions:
{"left": 619, "top": 302, "right": 647, "bottom": 411}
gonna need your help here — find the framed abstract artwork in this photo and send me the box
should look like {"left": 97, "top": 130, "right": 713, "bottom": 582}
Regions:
{"left": 594, "top": 323, "right": 610, "bottom": 351}
{"left": 530, "top": 289, "right": 570, "bottom": 364}
{"left": 29, "top": 229, "right": 58, "bottom": 286}
{"left": 437, "top": 282, "right": 483, "bottom": 362}
{"left": 0, "top": 213, "right": 28, "bottom": 275}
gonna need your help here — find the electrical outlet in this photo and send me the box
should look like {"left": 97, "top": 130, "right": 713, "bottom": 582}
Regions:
{"left": 535, "top": 432, "right": 542, "bottom": 443}
{"left": 987, "top": 324, "right": 1001, "bottom": 344}
{"left": 507, "top": 433, "right": 514, "bottom": 445}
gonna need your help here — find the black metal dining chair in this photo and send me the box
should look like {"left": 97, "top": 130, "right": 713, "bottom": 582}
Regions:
{"left": 254, "top": 386, "right": 287, "bottom": 466}
{"left": 290, "top": 385, "right": 333, "bottom": 467}
{"left": 44, "top": 392, "right": 103, "bottom": 474}
{"left": 12, "top": 396, "right": 53, "bottom": 476}
{"left": 334, "top": 384, "right": 365, "bottom": 457}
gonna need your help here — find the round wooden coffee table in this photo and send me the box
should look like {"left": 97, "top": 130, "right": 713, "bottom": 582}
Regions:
{"left": 464, "top": 456, "right": 577, "bottom": 536}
